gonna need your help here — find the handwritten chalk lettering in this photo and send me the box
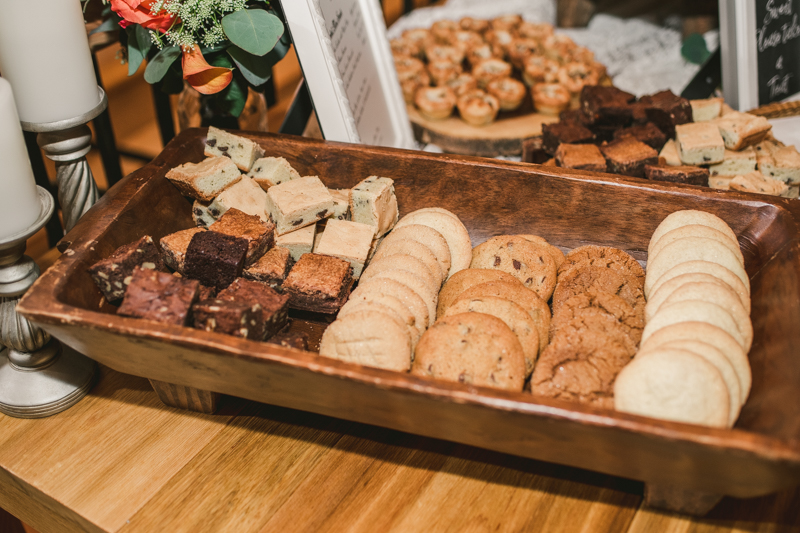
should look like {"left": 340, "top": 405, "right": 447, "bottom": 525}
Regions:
{"left": 764, "top": 0, "right": 793, "bottom": 26}
{"left": 784, "top": 14, "right": 800, "bottom": 42}
{"left": 768, "top": 72, "right": 794, "bottom": 97}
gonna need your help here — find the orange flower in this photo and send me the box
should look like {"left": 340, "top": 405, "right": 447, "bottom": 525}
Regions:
{"left": 110, "top": 0, "right": 176, "bottom": 33}
{"left": 182, "top": 45, "right": 233, "bottom": 95}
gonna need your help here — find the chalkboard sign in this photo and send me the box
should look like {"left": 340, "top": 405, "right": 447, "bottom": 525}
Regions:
{"left": 720, "top": 0, "right": 800, "bottom": 110}
{"left": 280, "top": 0, "right": 415, "bottom": 149}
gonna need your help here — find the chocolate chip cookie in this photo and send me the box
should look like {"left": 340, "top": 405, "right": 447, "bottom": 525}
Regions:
{"left": 470, "top": 235, "right": 557, "bottom": 300}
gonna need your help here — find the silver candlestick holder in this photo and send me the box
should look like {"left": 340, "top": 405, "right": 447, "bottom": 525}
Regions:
{"left": 20, "top": 87, "right": 107, "bottom": 232}
{"left": 0, "top": 187, "right": 96, "bottom": 418}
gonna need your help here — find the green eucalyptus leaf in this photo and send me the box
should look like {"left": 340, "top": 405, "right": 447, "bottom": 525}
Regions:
{"left": 127, "top": 25, "right": 152, "bottom": 76}
{"left": 221, "top": 9, "right": 283, "bottom": 56}
{"left": 144, "top": 46, "right": 181, "bottom": 84}
{"left": 227, "top": 46, "right": 272, "bottom": 86}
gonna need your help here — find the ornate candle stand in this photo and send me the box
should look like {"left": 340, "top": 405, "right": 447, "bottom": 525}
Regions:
{"left": 0, "top": 187, "right": 96, "bottom": 418}
{"left": 21, "top": 87, "right": 107, "bottom": 232}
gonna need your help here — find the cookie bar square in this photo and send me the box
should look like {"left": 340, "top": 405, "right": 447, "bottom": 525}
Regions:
{"left": 555, "top": 143, "right": 607, "bottom": 172}
{"left": 118, "top": 267, "right": 200, "bottom": 326}
{"left": 644, "top": 164, "right": 709, "bottom": 186}
{"left": 209, "top": 208, "right": 275, "bottom": 266}
{"left": 675, "top": 122, "right": 725, "bottom": 165}
{"left": 690, "top": 97, "right": 723, "bottom": 122}
{"left": 715, "top": 112, "right": 772, "bottom": 151}
{"left": 275, "top": 223, "right": 316, "bottom": 262}
{"left": 203, "top": 126, "right": 265, "bottom": 172}
{"left": 599, "top": 137, "right": 658, "bottom": 178}
{"left": 757, "top": 144, "right": 800, "bottom": 184}
{"left": 243, "top": 246, "right": 293, "bottom": 288}
{"left": 283, "top": 253, "right": 354, "bottom": 313}
{"left": 541, "top": 122, "right": 594, "bottom": 154}
{"left": 709, "top": 147, "right": 757, "bottom": 176}
{"left": 730, "top": 171, "right": 788, "bottom": 196}
{"left": 192, "top": 299, "right": 264, "bottom": 339}
{"left": 217, "top": 278, "right": 290, "bottom": 340}
{"left": 266, "top": 176, "right": 335, "bottom": 235}
{"left": 247, "top": 156, "right": 301, "bottom": 190}
{"left": 640, "top": 90, "right": 692, "bottom": 137}
{"left": 314, "top": 219, "right": 375, "bottom": 279}
{"left": 89, "top": 235, "right": 166, "bottom": 302}
{"left": 784, "top": 185, "right": 800, "bottom": 199}
{"left": 184, "top": 230, "right": 249, "bottom": 289}
{"left": 659, "top": 139, "right": 681, "bottom": 166}
{"left": 580, "top": 85, "right": 635, "bottom": 126}
{"left": 612, "top": 122, "right": 667, "bottom": 151}
{"left": 166, "top": 156, "right": 241, "bottom": 202}
{"left": 192, "top": 200, "right": 218, "bottom": 228}
{"left": 159, "top": 227, "right": 206, "bottom": 273}
{"left": 709, "top": 175, "right": 733, "bottom": 190}
{"left": 350, "top": 176, "right": 399, "bottom": 238}
{"left": 329, "top": 188, "right": 351, "bottom": 220}
{"left": 207, "top": 176, "right": 269, "bottom": 222}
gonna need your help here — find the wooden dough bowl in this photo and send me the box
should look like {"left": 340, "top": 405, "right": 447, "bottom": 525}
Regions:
{"left": 18, "top": 129, "right": 800, "bottom": 516}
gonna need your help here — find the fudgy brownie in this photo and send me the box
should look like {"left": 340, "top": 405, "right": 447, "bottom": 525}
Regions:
{"left": 640, "top": 90, "right": 692, "bottom": 137}
{"left": 283, "top": 253, "right": 354, "bottom": 313}
{"left": 559, "top": 109, "right": 592, "bottom": 127}
{"left": 267, "top": 330, "right": 309, "bottom": 351}
{"left": 555, "top": 143, "right": 607, "bottom": 172}
{"left": 644, "top": 164, "right": 709, "bottom": 186}
{"left": 184, "top": 230, "right": 249, "bottom": 289}
{"left": 217, "top": 278, "right": 290, "bottom": 340}
{"left": 159, "top": 227, "right": 206, "bottom": 273}
{"left": 613, "top": 122, "right": 667, "bottom": 151}
{"left": 521, "top": 136, "right": 551, "bottom": 164}
{"left": 209, "top": 207, "right": 275, "bottom": 266}
{"left": 192, "top": 299, "right": 264, "bottom": 339}
{"left": 243, "top": 246, "right": 293, "bottom": 288}
{"left": 541, "top": 122, "right": 595, "bottom": 154}
{"left": 599, "top": 137, "right": 658, "bottom": 178}
{"left": 580, "top": 85, "right": 635, "bottom": 127}
{"left": 118, "top": 267, "right": 200, "bottom": 326}
{"left": 89, "top": 235, "right": 166, "bottom": 302}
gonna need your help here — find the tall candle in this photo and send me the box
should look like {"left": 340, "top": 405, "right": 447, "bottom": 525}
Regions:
{"left": 0, "top": 78, "right": 41, "bottom": 239}
{"left": 0, "top": 0, "right": 99, "bottom": 123}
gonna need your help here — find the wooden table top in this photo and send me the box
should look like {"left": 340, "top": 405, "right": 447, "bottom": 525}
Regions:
{"left": 0, "top": 360, "right": 799, "bottom": 533}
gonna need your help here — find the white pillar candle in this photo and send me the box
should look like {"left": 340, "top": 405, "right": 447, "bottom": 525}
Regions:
{"left": 0, "top": 0, "right": 99, "bottom": 123}
{"left": 0, "top": 78, "right": 41, "bottom": 239}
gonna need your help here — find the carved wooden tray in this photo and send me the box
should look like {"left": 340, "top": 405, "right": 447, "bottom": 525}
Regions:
{"left": 18, "top": 129, "right": 800, "bottom": 506}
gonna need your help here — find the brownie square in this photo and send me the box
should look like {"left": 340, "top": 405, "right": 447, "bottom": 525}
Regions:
{"left": 559, "top": 109, "right": 592, "bottom": 127}
{"left": 209, "top": 207, "right": 275, "bottom": 266}
{"left": 88, "top": 235, "right": 166, "bottom": 302}
{"left": 217, "top": 278, "right": 290, "bottom": 340}
{"left": 640, "top": 90, "right": 692, "bottom": 137}
{"left": 243, "top": 246, "right": 294, "bottom": 288}
{"left": 184, "top": 230, "right": 249, "bottom": 289}
{"left": 644, "top": 164, "right": 709, "bottom": 186}
{"left": 118, "top": 267, "right": 200, "bottom": 326}
{"left": 613, "top": 122, "right": 668, "bottom": 151}
{"left": 192, "top": 299, "right": 263, "bottom": 339}
{"left": 283, "top": 253, "right": 354, "bottom": 313}
{"left": 555, "top": 144, "right": 607, "bottom": 172}
{"left": 541, "top": 122, "right": 595, "bottom": 154}
{"left": 159, "top": 227, "right": 206, "bottom": 273}
{"left": 521, "top": 137, "right": 551, "bottom": 164}
{"left": 600, "top": 137, "right": 659, "bottom": 178}
{"left": 267, "top": 331, "right": 309, "bottom": 351}
{"left": 580, "top": 86, "right": 635, "bottom": 127}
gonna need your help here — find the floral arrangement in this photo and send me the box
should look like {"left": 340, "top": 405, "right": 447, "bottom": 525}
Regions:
{"left": 91, "top": 0, "right": 289, "bottom": 117}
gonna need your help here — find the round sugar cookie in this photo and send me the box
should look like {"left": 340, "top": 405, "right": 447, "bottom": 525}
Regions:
{"left": 437, "top": 268, "right": 521, "bottom": 318}
{"left": 638, "top": 322, "right": 751, "bottom": 403}
{"left": 381, "top": 224, "right": 451, "bottom": 285}
{"left": 395, "top": 208, "right": 472, "bottom": 279}
{"left": 411, "top": 312, "right": 526, "bottom": 391}
{"left": 641, "top": 299, "right": 749, "bottom": 351}
{"left": 645, "top": 237, "right": 748, "bottom": 295}
{"left": 647, "top": 271, "right": 750, "bottom": 315}
{"left": 368, "top": 269, "right": 437, "bottom": 327}
{"left": 338, "top": 295, "right": 420, "bottom": 349}
{"left": 456, "top": 280, "right": 551, "bottom": 354}
{"left": 372, "top": 238, "right": 444, "bottom": 287}
{"left": 649, "top": 225, "right": 743, "bottom": 265}
{"left": 360, "top": 253, "right": 438, "bottom": 297}
{"left": 470, "top": 235, "right": 557, "bottom": 300}
{"left": 350, "top": 278, "right": 429, "bottom": 340}
{"left": 614, "top": 348, "right": 730, "bottom": 428}
{"left": 560, "top": 245, "right": 645, "bottom": 284}
{"left": 646, "top": 261, "right": 750, "bottom": 304}
{"left": 320, "top": 311, "right": 412, "bottom": 372}
{"left": 517, "top": 234, "right": 566, "bottom": 268}
{"left": 638, "top": 339, "right": 741, "bottom": 426}
{"left": 649, "top": 210, "right": 738, "bottom": 253}
{"left": 445, "top": 295, "right": 540, "bottom": 377}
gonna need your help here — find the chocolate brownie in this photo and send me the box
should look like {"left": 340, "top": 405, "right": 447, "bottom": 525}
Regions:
{"left": 243, "top": 246, "right": 293, "bottom": 288}
{"left": 541, "top": 122, "right": 595, "bottom": 154}
{"left": 283, "top": 253, "right": 354, "bottom": 313}
{"left": 184, "top": 230, "right": 249, "bottom": 289}
{"left": 217, "top": 278, "right": 289, "bottom": 340}
{"left": 613, "top": 122, "right": 667, "bottom": 151}
{"left": 554, "top": 143, "right": 607, "bottom": 172}
{"left": 599, "top": 137, "right": 658, "bottom": 178}
{"left": 192, "top": 299, "right": 264, "bottom": 339}
{"left": 88, "top": 235, "right": 166, "bottom": 302}
{"left": 209, "top": 207, "right": 275, "bottom": 266}
{"left": 640, "top": 89, "right": 692, "bottom": 137}
{"left": 159, "top": 227, "right": 206, "bottom": 273}
{"left": 559, "top": 109, "right": 592, "bottom": 127}
{"left": 521, "top": 136, "right": 551, "bottom": 164}
{"left": 118, "top": 267, "right": 200, "bottom": 326}
{"left": 644, "top": 164, "right": 709, "bottom": 186}
{"left": 267, "top": 330, "right": 309, "bottom": 351}
{"left": 580, "top": 85, "right": 635, "bottom": 127}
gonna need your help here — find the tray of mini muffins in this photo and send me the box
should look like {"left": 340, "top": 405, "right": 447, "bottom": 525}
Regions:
{"left": 18, "top": 126, "right": 800, "bottom": 509}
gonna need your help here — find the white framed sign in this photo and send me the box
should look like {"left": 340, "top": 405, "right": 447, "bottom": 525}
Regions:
{"left": 720, "top": 0, "right": 800, "bottom": 111}
{"left": 280, "top": 0, "right": 416, "bottom": 149}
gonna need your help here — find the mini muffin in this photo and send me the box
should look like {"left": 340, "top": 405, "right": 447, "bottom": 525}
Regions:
{"left": 507, "top": 38, "right": 542, "bottom": 69}
{"left": 532, "top": 83, "right": 571, "bottom": 115}
{"left": 569, "top": 45, "right": 595, "bottom": 64}
{"left": 425, "top": 44, "right": 465, "bottom": 65}
{"left": 449, "top": 30, "right": 484, "bottom": 54}
{"left": 390, "top": 38, "right": 422, "bottom": 59}
{"left": 490, "top": 14, "right": 523, "bottom": 32}
{"left": 484, "top": 29, "right": 515, "bottom": 56}
{"left": 402, "top": 28, "right": 433, "bottom": 50}
{"left": 558, "top": 62, "right": 599, "bottom": 95}
{"left": 518, "top": 21, "right": 554, "bottom": 41}
{"left": 543, "top": 34, "right": 576, "bottom": 62}
{"left": 393, "top": 56, "right": 426, "bottom": 83}
{"left": 472, "top": 58, "right": 513, "bottom": 89}
{"left": 415, "top": 86, "right": 457, "bottom": 120}
{"left": 467, "top": 43, "right": 500, "bottom": 68}
{"left": 522, "top": 55, "right": 560, "bottom": 86}
{"left": 400, "top": 71, "right": 430, "bottom": 104}
{"left": 457, "top": 89, "right": 500, "bottom": 126}
{"left": 487, "top": 77, "right": 526, "bottom": 111}
{"left": 459, "top": 16, "right": 490, "bottom": 34}
{"left": 445, "top": 72, "right": 479, "bottom": 96}
{"left": 431, "top": 19, "right": 459, "bottom": 44}
{"left": 427, "top": 59, "right": 462, "bottom": 86}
